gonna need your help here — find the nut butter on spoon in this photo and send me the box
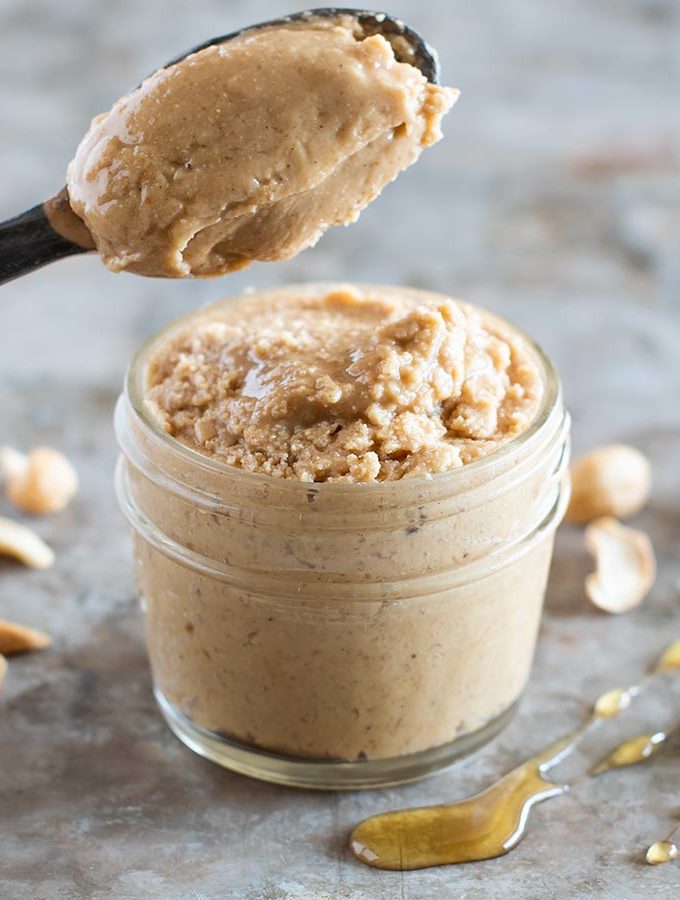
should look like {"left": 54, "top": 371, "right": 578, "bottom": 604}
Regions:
{"left": 0, "top": 7, "right": 455, "bottom": 285}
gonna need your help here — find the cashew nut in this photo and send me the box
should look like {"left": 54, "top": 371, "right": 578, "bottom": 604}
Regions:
{"left": 0, "top": 619, "right": 51, "bottom": 655}
{"left": 566, "top": 444, "right": 651, "bottom": 525}
{"left": 584, "top": 516, "right": 655, "bottom": 613}
{"left": 0, "top": 517, "right": 55, "bottom": 569}
{"left": 0, "top": 446, "right": 78, "bottom": 515}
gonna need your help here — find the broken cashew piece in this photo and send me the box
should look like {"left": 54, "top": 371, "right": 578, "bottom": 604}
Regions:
{"left": 567, "top": 444, "right": 651, "bottom": 524}
{"left": 0, "top": 619, "right": 51, "bottom": 655}
{"left": 584, "top": 516, "right": 655, "bottom": 613}
{"left": 0, "top": 517, "right": 55, "bottom": 569}
{"left": 0, "top": 446, "right": 78, "bottom": 515}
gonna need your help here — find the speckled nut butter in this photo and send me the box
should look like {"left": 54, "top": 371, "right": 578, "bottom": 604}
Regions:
{"left": 115, "top": 284, "right": 570, "bottom": 788}
{"left": 67, "top": 17, "right": 457, "bottom": 278}
{"left": 145, "top": 285, "right": 541, "bottom": 480}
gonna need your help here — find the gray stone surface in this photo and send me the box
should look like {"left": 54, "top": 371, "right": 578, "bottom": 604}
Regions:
{"left": 1, "top": 0, "right": 680, "bottom": 897}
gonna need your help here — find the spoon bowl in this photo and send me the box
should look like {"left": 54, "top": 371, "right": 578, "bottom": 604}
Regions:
{"left": 0, "top": 8, "right": 439, "bottom": 286}
{"left": 165, "top": 8, "right": 439, "bottom": 83}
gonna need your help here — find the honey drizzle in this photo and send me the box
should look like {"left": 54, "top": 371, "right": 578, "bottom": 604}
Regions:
{"left": 350, "top": 638, "right": 680, "bottom": 872}
{"left": 590, "top": 731, "right": 667, "bottom": 775}
{"left": 653, "top": 639, "right": 680, "bottom": 674}
{"left": 646, "top": 823, "right": 679, "bottom": 865}
{"left": 646, "top": 839, "right": 679, "bottom": 866}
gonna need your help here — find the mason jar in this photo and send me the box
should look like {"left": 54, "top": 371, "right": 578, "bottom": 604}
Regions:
{"left": 114, "top": 286, "right": 570, "bottom": 789}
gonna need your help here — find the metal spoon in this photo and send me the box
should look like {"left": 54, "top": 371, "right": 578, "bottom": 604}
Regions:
{"left": 0, "top": 8, "right": 439, "bottom": 286}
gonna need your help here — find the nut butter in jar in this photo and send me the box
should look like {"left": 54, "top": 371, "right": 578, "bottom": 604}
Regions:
{"left": 115, "top": 283, "right": 570, "bottom": 789}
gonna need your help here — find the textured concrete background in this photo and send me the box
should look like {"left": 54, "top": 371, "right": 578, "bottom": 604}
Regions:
{"left": 1, "top": 0, "right": 679, "bottom": 897}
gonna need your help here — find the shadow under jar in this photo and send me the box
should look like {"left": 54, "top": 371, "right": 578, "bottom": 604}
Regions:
{"left": 115, "top": 289, "right": 570, "bottom": 789}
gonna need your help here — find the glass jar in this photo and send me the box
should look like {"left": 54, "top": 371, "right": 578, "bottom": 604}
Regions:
{"left": 114, "top": 286, "right": 570, "bottom": 789}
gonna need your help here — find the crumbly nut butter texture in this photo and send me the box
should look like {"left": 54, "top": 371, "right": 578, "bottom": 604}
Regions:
{"left": 145, "top": 285, "right": 542, "bottom": 482}
{"left": 66, "top": 18, "right": 458, "bottom": 277}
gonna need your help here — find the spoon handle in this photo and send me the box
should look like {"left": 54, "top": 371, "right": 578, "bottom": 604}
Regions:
{"left": 0, "top": 200, "right": 91, "bottom": 286}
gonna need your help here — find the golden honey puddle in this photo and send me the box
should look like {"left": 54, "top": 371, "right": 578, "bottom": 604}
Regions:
{"left": 350, "top": 638, "right": 680, "bottom": 872}
{"left": 646, "top": 839, "right": 678, "bottom": 865}
{"left": 654, "top": 639, "right": 680, "bottom": 674}
{"left": 589, "top": 731, "right": 666, "bottom": 775}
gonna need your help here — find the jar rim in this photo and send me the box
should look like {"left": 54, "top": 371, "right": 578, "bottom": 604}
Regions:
{"left": 115, "top": 452, "right": 570, "bottom": 603}
{"left": 125, "top": 282, "right": 561, "bottom": 493}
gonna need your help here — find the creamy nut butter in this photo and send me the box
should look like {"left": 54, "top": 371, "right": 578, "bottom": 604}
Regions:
{"left": 115, "top": 284, "right": 570, "bottom": 788}
{"left": 145, "top": 285, "right": 541, "bottom": 481}
{"left": 67, "top": 18, "right": 457, "bottom": 277}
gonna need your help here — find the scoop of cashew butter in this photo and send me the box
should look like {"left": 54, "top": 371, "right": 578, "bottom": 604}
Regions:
{"left": 67, "top": 16, "right": 458, "bottom": 277}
